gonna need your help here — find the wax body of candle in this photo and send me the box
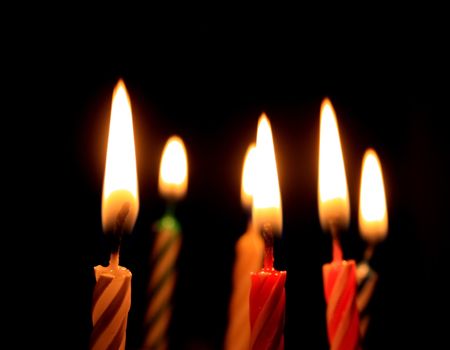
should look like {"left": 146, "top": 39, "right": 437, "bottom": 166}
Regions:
{"left": 225, "top": 221, "right": 264, "bottom": 350}
{"left": 356, "top": 260, "right": 378, "bottom": 339}
{"left": 90, "top": 254, "right": 131, "bottom": 350}
{"left": 91, "top": 80, "right": 138, "bottom": 350}
{"left": 322, "top": 239, "right": 360, "bottom": 350}
{"left": 143, "top": 213, "right": 181, "bottom": 350}
{"left": 249, "top": 234, "right": 286, "bottom": 350}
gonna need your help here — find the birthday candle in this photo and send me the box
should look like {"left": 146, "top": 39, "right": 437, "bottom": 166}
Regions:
{"left": 250, "top": 114, "right": 286, "bottom": 350}
{"left": 225, "top": 144, "right": 264, "bottom": 350}
{"left": 357, "top": 148, "right": 388, "bottom": 340}
{"left": 91, "top": 80, "right": 139, "bottom": 350}
{"left": 318, "top": 98, "right": 360, "bottom": 350}
{"left": 143, "top": 136, "right": 188, "bottom": 350}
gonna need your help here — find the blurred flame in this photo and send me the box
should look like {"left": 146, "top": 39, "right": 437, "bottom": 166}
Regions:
{"left": 241, "top": 143, "right": 256, "bottom": 210}
{"left": 359, "top": 149, "right": 388, "bottom": 243}
{"left": 318, "top": 98, "right": 350, "bottom": 231}
{"left": 252, "top": 114, "right": 282, "bottom": 234}
{"left": 159, "top": 135, "right": 188, "bottom": 200}
{"left": 102, "top": 80, "right": 139, "bottom": 234}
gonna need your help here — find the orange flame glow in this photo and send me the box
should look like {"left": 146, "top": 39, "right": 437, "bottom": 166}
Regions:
{"left": 102, "top": 80, "right": 139, "bottom": 234}
{"left": 318, "top": 98, "right": 350, "bottom": 231}
{"left": 359, "top": 149, "right": 388, "bottom": 243}
{"left": 158, "top": 135, "right": 188, "bottom": 200}
{"left": 252, "top": 114, "right": 283, "bottom": 235}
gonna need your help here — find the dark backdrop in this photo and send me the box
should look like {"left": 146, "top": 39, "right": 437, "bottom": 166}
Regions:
{"left": 11, "top": 8, "right": 448, "bottom": 350}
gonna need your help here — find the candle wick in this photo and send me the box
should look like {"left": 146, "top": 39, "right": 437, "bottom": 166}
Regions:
{"left": 363, "top": 244, "right": 375, "bottom": 262}
{"left": 165, "top": 201, "right": 176, "bottom": 216}
{"left": 261, "top": 223, "right": 274, "bottom": 270}
{"left": 110, "top": 202, "right": 131, "bottom": 254}
{"left": 331, "top": 225, "right": 343, "bottom": 262}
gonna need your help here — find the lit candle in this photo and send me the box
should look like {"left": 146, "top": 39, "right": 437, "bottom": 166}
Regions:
{"left": 250, "top": 114, "right": 286, "bottom": 350}
{"left": 90, "top": 80, "right": 139, "bottom": 350}
{"left": 225, "top": 143, "right": 264, "bottom": 350}
{"left": 357, "top": 148, "right": 388, "bottom": 340}
{"left": 318, "top": 98, "right": 360, "bottom": 350}
{"left": 143, "top": 135, "right": 188, "bottom": 350}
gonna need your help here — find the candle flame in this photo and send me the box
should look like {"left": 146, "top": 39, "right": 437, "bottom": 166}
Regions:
{"left": 252, "top": 114, "right": 282, "bottom": 235}
{"left": 241, "top": 143, "right": 257, "bottom": 211}
{"left": 159, "top": 135, "right": 188, "bottom": 200}
{"left": 102, "top": 79, "right": 139, "bottom": 234}
{"left": 359, "top": 149, "right": 388, "bottom": 243}
{"left": 318, "top": 98, "right": 350, "bottom": 231}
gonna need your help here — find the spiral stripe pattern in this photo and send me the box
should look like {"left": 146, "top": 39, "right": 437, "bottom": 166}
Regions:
{"left": 250, "top": 270, "right": 286, "bottom": 350}
{"left": 356, "top": 262, "right": 378, "bottom": 340}
{"left": 143, "top": 227, "right": 181, "bottom": 350}
{"left": 90, "top": 266, "right": 132, "bottom": 350}
{"left": 323, "top": 260, "right": 360, "bottom": 350}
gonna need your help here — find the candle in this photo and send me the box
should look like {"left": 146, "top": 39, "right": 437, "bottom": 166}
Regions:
{"left": 90, "top": 80, "right": 139, "bottom": 350}
{"left": 143, "top": 135, "right": 188, "bottom": 350}
{"left": 318, "top": 98, "right": 360, "bottom": 350}
{"left": 225, "top": 143, "right": 264, "bottom": 350}
{"left": 250, "top": 114, "right": 286, "bottom": 350}
{"left": 357, "top": 148, "right": 388, "bottom": 340}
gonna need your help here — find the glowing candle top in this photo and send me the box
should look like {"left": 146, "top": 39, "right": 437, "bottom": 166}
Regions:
{"left": 252, "top": 114, "right": 282, "bottom": 235}
{"left": 158, "top": 135, "right": 188, "bottom": 201}
{"left": 318, "top": 98, "right": 350, "bottom": 232}
{"left": 102, "top": 79, "right": 139, "bottom": 235}
{"left": 359, "top": 149, "right": 388, "bottom": 244}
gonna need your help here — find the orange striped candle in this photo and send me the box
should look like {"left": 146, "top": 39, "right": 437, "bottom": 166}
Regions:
{"left": 318, "top": 98, "right": 360, "bottom": 350}
{"left": 225, "top": 143, "right": 264, "bottom": 350}
{"left": 91, "top": 80, "right": 139, "bottom": 350}
{"left": 143, "top": 136, "right": 188, "bottom": 350}
{"left": 357, "top": 149, "right": 388, "bottom": 340}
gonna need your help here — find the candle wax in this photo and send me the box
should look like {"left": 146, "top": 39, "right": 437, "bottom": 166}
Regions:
{"left": 322, "top": 239, "right": 360, "bottom": 350}
{"left": 250, "top": 241, "right": 286, "bottom": 350}
{"left": 143, "top": 213, "right": 181, "bottom": 350}
{"left": 225, "top": 221, "right": 264, "bottom": 350}
{"left": 356, "top": 260, "right": 379, "bottom": 340}
{"left": 90, "top": 255, "right": 131, "bottom": 350}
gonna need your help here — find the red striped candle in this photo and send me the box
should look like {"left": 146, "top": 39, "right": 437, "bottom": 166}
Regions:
{"left": 250, "top": 114, "right": 285, "bottom": 350}
{"left": 250, "top": 228, "right": 286, "bottom": 350}
{"left": 318, "top": 98, "right": 360, "bottom": 350}
{"left": 322, "top": 235, "right": 360, "bottom": 350}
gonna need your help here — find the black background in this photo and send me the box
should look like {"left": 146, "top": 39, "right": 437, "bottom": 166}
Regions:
{"left": 9, "top": 7, "right": 449, "bottom": 350}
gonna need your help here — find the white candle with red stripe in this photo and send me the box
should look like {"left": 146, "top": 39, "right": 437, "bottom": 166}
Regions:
{"left": 357, "top": 149, "right": 388, "bottom": 340}
{"left": 318, "top": 98, "right": 360, "bottom": 350}
{"left": 91, "top": 79, "right": 139, "bottom": 350}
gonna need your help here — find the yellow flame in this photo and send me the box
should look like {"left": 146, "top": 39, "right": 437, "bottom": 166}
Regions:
{"left": 159, "top": 135, "right": 188, "bottom": 200}
{"left": 241, "top": 143, "right": 256, "bottom": 211}
{"left": 102, "top": 80, "right": 139, "bottom": 234}
{"left": 318, "top": 98, "right": 350, "bottom": 231}
{"left": 359, "top": 149, "right": 388, "bottom": 243}
{"left": 252, "top": 114, "right": 283, "bottom": 235}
